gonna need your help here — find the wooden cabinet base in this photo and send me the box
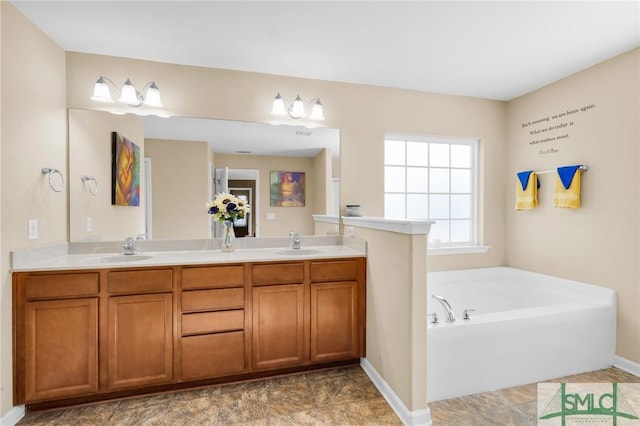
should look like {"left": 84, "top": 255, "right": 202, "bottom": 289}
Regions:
{"left": 13, "top": 257, "right": 365, "bottom": 408}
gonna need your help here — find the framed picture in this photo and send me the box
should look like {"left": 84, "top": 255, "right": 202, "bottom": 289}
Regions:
{"left": 111, "top": 131, "right": 140, "bottom": 206}
{"left": 270, "top": 171, "right": 305, "bottom": 207}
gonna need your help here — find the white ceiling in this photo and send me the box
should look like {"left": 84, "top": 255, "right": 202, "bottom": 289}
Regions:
{"left": 12, "top": 1, "right": 640, "bottom": 101}
{"left": 11, "top": 1, "right": 640, "bottom": 156}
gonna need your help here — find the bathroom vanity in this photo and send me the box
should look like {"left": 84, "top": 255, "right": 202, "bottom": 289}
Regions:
{"left": 12, "top": 244, "right": 366, "bottom": 408}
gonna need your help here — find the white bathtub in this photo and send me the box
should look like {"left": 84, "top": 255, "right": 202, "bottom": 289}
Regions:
{"left": 427, "top": 267, "right": 616, "bottom": 402}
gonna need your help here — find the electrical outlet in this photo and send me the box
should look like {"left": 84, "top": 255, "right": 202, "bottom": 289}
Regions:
{"left": 267, "top": 213, "right": 276, "bottom": 220}
{"left": 86, "top": 217, "right": 93, "bottom": 232}
{"left": 28, "top": 219, "right": 38, "bottom": 240}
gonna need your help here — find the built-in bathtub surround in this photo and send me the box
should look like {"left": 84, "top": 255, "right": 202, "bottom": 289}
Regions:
{"left": 427, "top": 267, "right": 616, "bottom": 402}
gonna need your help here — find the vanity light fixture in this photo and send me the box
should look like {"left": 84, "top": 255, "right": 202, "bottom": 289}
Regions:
{"left": 271, "top": 93, "right": 324, "bottom": 120}
{"left": 91, "top": 76, "right": 164, "bottom": 108}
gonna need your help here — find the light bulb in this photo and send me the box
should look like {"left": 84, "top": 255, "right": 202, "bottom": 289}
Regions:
{"left": 271, "top": 93, "right": 286, "bottom": 115}
{"left": 143, "top": 82, "right": 163, "bottom": 107}
{"left": 289, "top": 95, "right": 306, "bottom": 118}
{"left": 118, "top": 78, "right": 140, "bottom": 105}
{"left": 90, "top": 77, "right": 113, "bottom": 103}
{"left": 309, "top": 99, "right": 325, "bottom": 120}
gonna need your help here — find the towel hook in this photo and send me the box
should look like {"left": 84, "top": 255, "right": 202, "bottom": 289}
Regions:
{"left": 41, "top": 167, "right": 64, "bottom": 192}
{"left": 80, "top": 175, "right": 98, "bottom": 196}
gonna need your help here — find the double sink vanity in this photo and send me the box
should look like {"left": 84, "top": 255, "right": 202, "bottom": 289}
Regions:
{"left": 11, "top": 236, "right": 366, "bottom": 409}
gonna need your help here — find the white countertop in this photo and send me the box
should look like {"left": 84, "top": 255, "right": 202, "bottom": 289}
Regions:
{"left": 11, "top": 244, "right": 366, "bottom": 272}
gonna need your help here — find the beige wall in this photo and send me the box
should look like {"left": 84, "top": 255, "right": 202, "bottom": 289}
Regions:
{"left": 69, "top": 109, "right": 145, "bottom": 242}
{"left": 506, "top": 49, "right": 640, "bottom": 363}
{"left": 0, "top": 40, "right": 508, "bottom": 418}
{"left": 312, "top": 148, "right": 332, "bottom": 216}
{"left": 145, "top": 138, "right": 211, "bottom": 240}
{"left": 214, "top": 153, "right": 316, "bottom": 236}
{"left": 65, "top": 51, "right": 508, "bottom": 267}
{"left": 1, "top": 2, "right": 67, "bottom": 415}
{"left": 352, "top": 227, "right": 428, "bottom": 411}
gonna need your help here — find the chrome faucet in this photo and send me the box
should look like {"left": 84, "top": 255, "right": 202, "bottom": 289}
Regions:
{"left": 432, "top": 294, "right": 456, "bottom": 322}
{"left": 289, "top": 231, "right": 301, "bottom": 249}
{"left": 122, "top": 237, "right": 141, "bottom": 255}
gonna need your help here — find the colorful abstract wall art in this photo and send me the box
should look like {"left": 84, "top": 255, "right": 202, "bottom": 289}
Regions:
{"left": 270, "top": 171, "right": 305, "bottom": 207}
{"left": 111, "top": 131, "right": 140, "bottom": 206}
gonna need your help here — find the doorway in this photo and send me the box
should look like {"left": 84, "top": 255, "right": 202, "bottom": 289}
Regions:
{"left": 215, "top": 168, "right": 260, "bottom": 237}
{"left": 228, "top": 186, "right": 253, "bottom": 237}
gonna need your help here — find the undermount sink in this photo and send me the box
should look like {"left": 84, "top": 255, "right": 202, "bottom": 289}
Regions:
{"left": 99, "top": 255, "right": 153, "bottom": 263}
{"left": 275, "top": 249, "right": 322, "bottom": 256}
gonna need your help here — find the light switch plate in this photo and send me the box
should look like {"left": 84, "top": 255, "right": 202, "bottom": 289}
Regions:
{"left": 28, "top": 219, "right": 38, "bottom": 240}
{"left": 86, "top": 217, "right": 93, "bottom": 232}
{"left": 267, "top": 213, "right": 276, "bottom": 220}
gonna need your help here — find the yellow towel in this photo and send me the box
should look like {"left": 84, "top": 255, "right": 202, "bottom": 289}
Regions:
{"left": 515, "top": 172, "right": 538, "bottom": 210}
{"left": 553, "top": 170, "right": 581, "bottom": 208}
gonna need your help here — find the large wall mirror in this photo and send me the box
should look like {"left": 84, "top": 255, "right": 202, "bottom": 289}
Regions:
{"left": 68, "top": 109, "right": 340, "bottom": 242}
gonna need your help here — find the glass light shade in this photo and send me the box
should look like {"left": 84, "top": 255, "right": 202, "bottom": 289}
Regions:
{"left": 90, "top": 77, "right": 113, "bottom": 103}
{"left": 118, "top": 78, "right": 140, "bottom": 105}
{"left": 309, "top": 99, "right": 325, "bottom": 120}
{"left": 270, "top": 93, "right": 286, "bottom": 115}
{"left": 143, "top": 82, "right": 163, "bottom": 107}
{"left": 290, "top": 95, "right": 306, "bottom": 118}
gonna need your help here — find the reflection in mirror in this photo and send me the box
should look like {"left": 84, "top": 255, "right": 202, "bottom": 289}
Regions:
{"left": 68, "top": 109, "right": 340, "bottom": 242}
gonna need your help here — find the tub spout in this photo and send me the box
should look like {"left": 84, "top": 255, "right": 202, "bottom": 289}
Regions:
{"left": 432, "top": 294, "right": 456, "bottom": 322}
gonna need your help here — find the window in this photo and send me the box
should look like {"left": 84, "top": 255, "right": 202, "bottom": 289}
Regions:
{"left": 384, "top": 135, "right": 479, "bottom": 247}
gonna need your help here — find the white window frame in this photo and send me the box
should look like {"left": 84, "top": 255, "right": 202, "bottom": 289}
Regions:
{"left": 384, "top": 134, "right": 484, "bottom": 251}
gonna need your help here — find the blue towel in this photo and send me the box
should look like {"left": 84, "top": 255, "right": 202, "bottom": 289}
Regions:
{"left": 557, "top": 165, "right": 581, "bottom": 190}
{"left": 517, "top": 171, "right": 541, "bottom": 190}
{"left": 517, "top": 171, "right": 533, "bottom": 191}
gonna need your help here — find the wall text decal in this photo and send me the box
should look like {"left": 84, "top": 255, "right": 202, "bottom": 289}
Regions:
{"left": 520, "top": 103, "right": 597, "bottom": 155}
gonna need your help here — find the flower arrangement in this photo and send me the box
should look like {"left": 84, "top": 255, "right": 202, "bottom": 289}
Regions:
{"left": 206, "top": 192, "right": 250, "bottom": 222}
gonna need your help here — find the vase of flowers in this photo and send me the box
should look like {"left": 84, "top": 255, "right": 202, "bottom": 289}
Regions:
{"left": 206, "top": 192, "right": 250, "bottom": 252}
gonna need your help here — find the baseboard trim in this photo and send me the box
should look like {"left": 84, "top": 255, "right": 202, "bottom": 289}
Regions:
{"left": 360, "top": 358, "right": 431, "bottom": 426}
{"left": 613, "top": 355, "right": 640, "bottom": 377}
{"left": 0, "top": 405, "right": 25, "bottom": 426}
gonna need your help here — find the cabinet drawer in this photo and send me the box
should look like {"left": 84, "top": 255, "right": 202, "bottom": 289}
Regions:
{"left": 311, "top": 260, "right": 358, "bottom": 283}
{"left": 108, "top": 269, "right": 173, "bottom": 294}
{"left": 181, "top": 332, "right": 245, "bottom": 380}
{"left": 181, "top": 265, "right": 245, "bottom": 289}
{"left": 182, "top": 288, "right": 244, "bottom": 312}
{"left": 182, "top": 310, "right": 244, "bottom": 335}
{"left": 23, "top": 273, "right": 99, "bottom": 299}
{"left": 252, "top": 263, "right": 304, "bottom": 286}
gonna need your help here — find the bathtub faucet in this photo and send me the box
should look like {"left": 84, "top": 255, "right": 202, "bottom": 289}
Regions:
{"left": 432, "top": 294, "right": 456, "bottom": 322}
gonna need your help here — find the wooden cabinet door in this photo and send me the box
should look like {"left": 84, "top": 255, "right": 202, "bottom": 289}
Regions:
{"left": 310, "top": 281, "right": 359, "bottom": 362}
{"left": 24, "top": 298, "right": 98, "bottom": 402}
{"left": 181, "top": 331, "right": 246, "bottom": 380}
{"left": 108, "top": 293, "right": 173, "bottom": 390}
{"left": 252, "top": 284, "right": 306, "bottom": 370}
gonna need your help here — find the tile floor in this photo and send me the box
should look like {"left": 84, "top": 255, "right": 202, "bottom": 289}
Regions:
{"left": 17, "top": 366, "right": 640, "bottom": 425}
{"left": 18, "top": 366, "right": 401, "bottom": 425}
{"left": 428, "top": 367, "right": 640, "bottom": 426}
